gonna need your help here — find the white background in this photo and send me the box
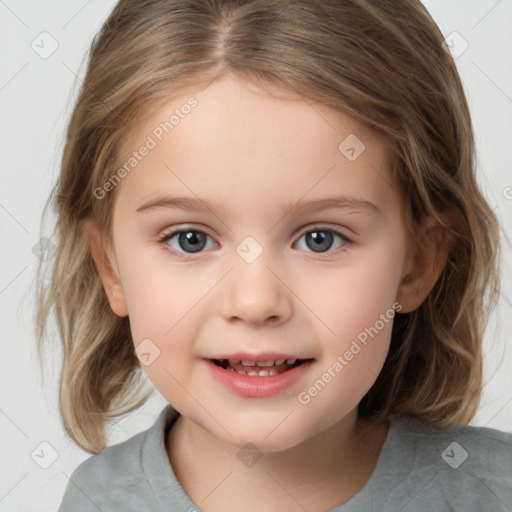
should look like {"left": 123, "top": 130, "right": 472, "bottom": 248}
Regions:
{"left": 0, "top": 1, "right": 511, "bottom": 510}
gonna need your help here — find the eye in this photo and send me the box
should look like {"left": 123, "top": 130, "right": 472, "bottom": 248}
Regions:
{"left": 158, "top": 228, "right": 217, "bottom": 258}
{"left": 294, "top": 227, "right": 351, "bottom": 255}
{"left": 158, "top": 225, "right": 352, "bottom": 260}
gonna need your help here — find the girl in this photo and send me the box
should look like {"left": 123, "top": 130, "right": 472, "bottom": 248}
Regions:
{"left": 36, "top": 0, "right": 512, "bottom": 511}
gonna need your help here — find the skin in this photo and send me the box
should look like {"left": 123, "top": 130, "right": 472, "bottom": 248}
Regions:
{"left": 84, "top": 73, "right": 451, "bottom": 511}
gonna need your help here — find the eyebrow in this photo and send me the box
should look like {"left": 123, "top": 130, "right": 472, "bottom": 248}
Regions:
{"left": 135, "top": 195, "right": 380, "bottom": 217}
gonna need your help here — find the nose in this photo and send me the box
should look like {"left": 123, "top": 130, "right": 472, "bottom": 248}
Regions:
{"left": 219, "top": 253, "right": 293, "bottom": 326}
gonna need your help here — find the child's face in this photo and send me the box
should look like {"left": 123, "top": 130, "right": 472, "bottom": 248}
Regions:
{"left": 105, "top": 74, "right": 411, "bottom": 450}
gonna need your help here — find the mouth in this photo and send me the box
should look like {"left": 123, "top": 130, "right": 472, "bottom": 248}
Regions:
{"left": 210, "top": 358, "right": 311, "bottom": 376}
{"left": 205, "top": 355, "right": 315, "bottom": 397}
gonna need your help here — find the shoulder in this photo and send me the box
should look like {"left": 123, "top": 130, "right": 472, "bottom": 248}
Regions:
{"left": 58, "top": 405, "right": 177, "bottom": 512}
{"left": 394, "top": 416, "right": 512, "bottom": 469}
{"left": 58, "top": 429, "right": 151, "bottom": 511}
{"left": 70, "top": 428, "right": 148, "bottom": 486}
{"left": 383, "top": 417, "right": 512, "bottom": 511}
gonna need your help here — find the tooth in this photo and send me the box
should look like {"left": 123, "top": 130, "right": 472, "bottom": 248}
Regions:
{"left": 241, "top": 360, "right": 256, "bottom": 366}
{"left": 247, "top": 370, "right": 258, "bottom": 376}
{"left": 228, "top": 359, "right": 241, "bottom": 364}
{"left": 256, "top": 361, "right": 274, "bottom": 367}
{"left": 268, "top": 368, "right": 278, "bottom": 376}
{"left": 275, "top": 359, "right": 286, "bottom": 365}
{"left": 286, "top": 359, "right": 296, "bottom": 364}
{"left": 257, "top": 370, "right": 270, "bottom": 376}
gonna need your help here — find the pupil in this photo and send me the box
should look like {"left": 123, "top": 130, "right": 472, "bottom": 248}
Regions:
{"left": 306, "top": 230, "right": 333, "bottom": 252}
{"left": 179, "top": 231, "right": 206, "bottom": 253}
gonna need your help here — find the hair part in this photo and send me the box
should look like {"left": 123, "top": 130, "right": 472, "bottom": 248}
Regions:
{"left": 36, "top": 0, "right": 500, "bottom": 453}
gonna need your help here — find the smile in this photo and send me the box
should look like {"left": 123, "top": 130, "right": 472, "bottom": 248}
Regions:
{"left": 206, "top": 357, "right": 315, "bottom": 398}
{"left": 212, "top": 358, "right": 306, "bottom": 376}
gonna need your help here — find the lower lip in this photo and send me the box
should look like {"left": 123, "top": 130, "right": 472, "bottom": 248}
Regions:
{"left": 204, "top": 359, "right": 314, "bottom": 398}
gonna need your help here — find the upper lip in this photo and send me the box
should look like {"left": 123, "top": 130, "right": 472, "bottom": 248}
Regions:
{"left": 206, "top": 352, "right": 312, "bottom": 362}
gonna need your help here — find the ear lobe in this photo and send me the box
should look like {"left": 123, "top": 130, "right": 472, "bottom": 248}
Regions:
{"left": 81, "top": 219, "right": 129, "bottom": 317}
{"left": 396, "top": 217, "right": 453, "bottom": 313}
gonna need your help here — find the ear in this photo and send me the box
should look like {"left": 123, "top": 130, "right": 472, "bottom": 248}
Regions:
{"left": 396, "top": 216, "right": 453, "bottom": 313}
{"left": 81, "top": 219, "right": 128, "bottom": 317}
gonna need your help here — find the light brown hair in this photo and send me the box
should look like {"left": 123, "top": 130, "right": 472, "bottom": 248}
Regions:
{"left": 36, "top": 0, "right": 500, "bottom": 454}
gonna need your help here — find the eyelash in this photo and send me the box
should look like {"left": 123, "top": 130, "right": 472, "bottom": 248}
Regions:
{"left": 157, "top": 226, "right": 353, "bottom": 261}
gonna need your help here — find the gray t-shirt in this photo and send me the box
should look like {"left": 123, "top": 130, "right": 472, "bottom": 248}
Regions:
{"left": 58, "top": 405, "right": 512, "bottom": 511}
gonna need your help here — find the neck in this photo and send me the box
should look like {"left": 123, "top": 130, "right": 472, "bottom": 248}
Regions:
{"left": 166, "top": 410, "right": 389, "bottom": 512}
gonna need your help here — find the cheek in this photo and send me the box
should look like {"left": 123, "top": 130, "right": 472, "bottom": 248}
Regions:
{"left": 296, "top": 263, "right": 398, "bottom": 427}
{"left": 118, "top": 255, "right": 203, "bottom": 400}
{"left": 117, "top": 246, "right": 199, "bottom": 340}
{"left": 294, "top": 235, "right": 404, "bottom": 406}
{"left": 304, "top": 241, "right": 404, "bottom": 344}
{"left": 116, "top": 245, "right": 213, "bottom": 384}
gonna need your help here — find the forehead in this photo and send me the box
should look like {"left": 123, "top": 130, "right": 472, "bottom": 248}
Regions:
{"left": 114, "top": 74, "right": 397, "bottom": 217}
